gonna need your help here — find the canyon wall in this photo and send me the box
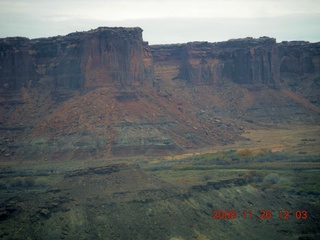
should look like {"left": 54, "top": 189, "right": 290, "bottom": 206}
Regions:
{"left": 151, "top": 37, "right": 320, "bottom": 87}
{"left": 279, "top": 41, "right": 320, "bottom": 77}
{"left": 1, "top": 28, "right": 319, "bottom": 92}
{"left": 0, "top": 27, "right": 151, "bottom": 91}
{"left": 151, "top": 37, "right": 279, "bottom": 86}
{"left": 0, "top": 27, "right": 319, "bottom": 160}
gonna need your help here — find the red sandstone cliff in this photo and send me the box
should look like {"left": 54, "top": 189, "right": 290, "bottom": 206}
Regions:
{"left": 1, "top": 29, "right": 319, "bottom": 92}
{"left": 0, "top": 27, "right": 319, "bottom": 160}
{"left": 151, "top": 37, "right": 320, "bottom": 90}
{"left": 0, "top": 27, "right": 151, "bottom": 91}
{"left": 151, "top": 37, "right": 316, "bottom": 87}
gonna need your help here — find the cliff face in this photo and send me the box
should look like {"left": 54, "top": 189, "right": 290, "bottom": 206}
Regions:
{"left": 0, "top": 37, "right": 38, "bottom": 90}
{"left": 151, "top": 38, "right": 320, "bottom": 88}
{"left": 277, "top": 41, "right": 320, "bottom": 105}
{"left": 0, "top": 27, "right": 319, "bottom": 160}
{"left": 152, "top": 37, "right": 281, "bottom": 86}
{"left": 1, "top": 30, "right": 319, "bottom": 91}
{"left": 279, "top": 41, "right": 320, "bottom": 77}
{"left": 0, "top": 27, "right": 150, "bottom": 90}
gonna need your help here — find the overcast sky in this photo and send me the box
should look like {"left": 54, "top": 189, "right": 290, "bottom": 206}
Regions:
{"left": 1, "top": 0, "right": 319, "bottom": 44}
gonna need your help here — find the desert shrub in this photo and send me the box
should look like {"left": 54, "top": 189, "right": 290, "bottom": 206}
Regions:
{"left": 214, "top": 159, "right": 230, "bottom": 165}
{"left": 10, "top": 177, "right": 24, "bottom": 187}
{"left": 261, "top": 181, "right": 273, "bottom": 190}
{"left": 24, "top": 177, "right": 35, "bottom": 187}
{"left": 298, "top": 151, "right": 307, "bottom": 155}
{"left": 255, "top": 150, "right": 284, "bottom": 163}
{"left": 261, "top": 182, "right": 280, "bottom": 192}
{"left": 249, "top": 183, "right": 258, "bottom": 189}
{"left": 263, "top": 173, "right": 280, "bottom": 184}
{"left": 177, "top": 178, "right": 186, "bottom": 183}
{"left": 244, "top": 170, "right": 264, "bottom": 182}
{"left": 169, "top": 237, "right": 184, "bottom": 240}
{"left": 150, "top": 166, "right": 172, "bottom": 171}
{"left": 231, "top": 158, "right": 240, "bottom": 163}
{"left": 271, "top": 184, "right": 280, "bottom": 191}
{"left": 256, "top": 173, "right": 282, "bottom": 191}
{"left": 258, "top": 148, "right": 271, "bottom": 154}
{"left": 178, "top": 165, "right": 209, "bottom": 170}
{"left": 301, "top": 138, "right": 316, "bottom": 142}
{"left": 202, "top": 175, "right": 212, "bottom": 181}
{"left": 9, "top": 176, "right": 36, "bottom": 188}
{"left": 34, "top": 177, "right": 51, "bottom": 187}
{"left": 236, "top": 148, "right": 253, "bottom": 156}
{"left": 244, "top": 170, "right": 256, "bottom": 178}
{"left": 0, "top": 179, "right": 7, "bottom": 189}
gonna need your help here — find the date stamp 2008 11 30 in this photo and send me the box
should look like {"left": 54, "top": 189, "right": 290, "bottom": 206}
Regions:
{"left": 212, "top": 209, "right": 308, "bottom": 220}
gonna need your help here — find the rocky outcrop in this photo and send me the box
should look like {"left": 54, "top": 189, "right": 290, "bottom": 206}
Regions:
{"left": 1, "top": 29, "right": 319, "bottom": 91}
{"left": 151, "top": 37, "right": 320, "bottom": 88}
{"left": 0, "top": 37, "right": 39, "bottom": 90}
{"left": 0, "top": 27, "right": 151, "bottom": 90}
{"left": 151, "top": 37, "right": 280, "bottom": 86}
{"left": 279, "top": 41, "right": 320, "bottom": 77}
{"left": 278, "top": 41, "right": 320, "bottom": 106}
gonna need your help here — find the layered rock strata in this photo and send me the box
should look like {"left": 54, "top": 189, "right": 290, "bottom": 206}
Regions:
{"left": 151, "top": 38, "right": 320, "bottom": 87}
{"left": 0, "top": 28, "right": 319, "bottom": 160}
{"left": 0, "top": 27, "right": 151, "bottom": 90}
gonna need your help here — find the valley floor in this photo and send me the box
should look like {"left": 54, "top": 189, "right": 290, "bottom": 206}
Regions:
{"left": 0, "top": 124, "right": 320, "bottom": 239}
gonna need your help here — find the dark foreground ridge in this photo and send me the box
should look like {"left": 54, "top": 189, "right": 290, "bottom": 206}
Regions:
{"left": 1, "top": 163, "right": 319, "bottom": 239}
